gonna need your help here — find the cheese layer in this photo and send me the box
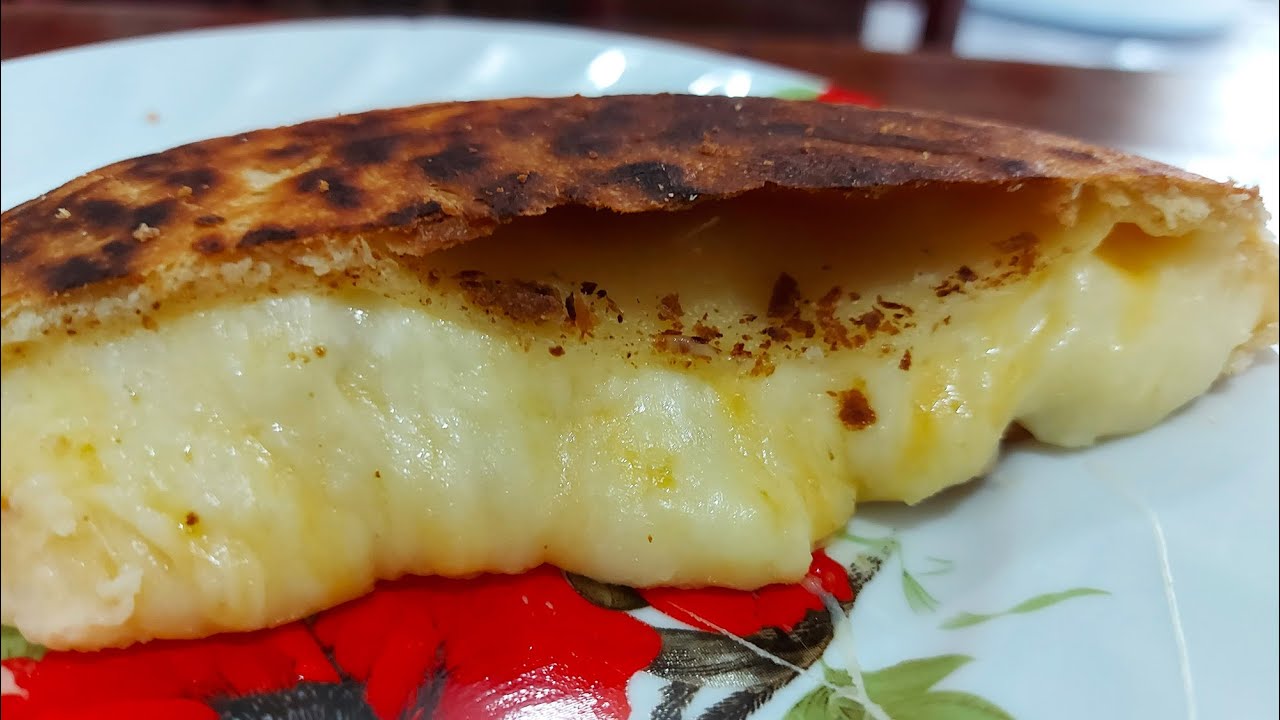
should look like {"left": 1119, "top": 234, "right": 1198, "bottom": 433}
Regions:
{"left": 2, "top": 184, "right": 1274, "bottom": 649}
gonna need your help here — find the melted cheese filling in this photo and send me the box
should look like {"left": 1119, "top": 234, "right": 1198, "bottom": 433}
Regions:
{"left": 2, "top": 184, "right": 1273, "bottom": 649}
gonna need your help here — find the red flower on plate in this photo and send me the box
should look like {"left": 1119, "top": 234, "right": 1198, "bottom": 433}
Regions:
{"left": 312, "top": 566, "right": 663, "bottom": 720}
{"left": 641, "top": 552, "right": 853, "bottom": 637}
{"left": 2, "top": 550, "right": 881, "bottom": 720}
{"left": 817, "top": 85, "right": 881, "bottom": 107}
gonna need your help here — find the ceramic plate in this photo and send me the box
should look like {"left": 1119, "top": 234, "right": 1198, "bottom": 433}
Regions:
{"left": 1, "top": 17, "right": 1276, "bottom": 720}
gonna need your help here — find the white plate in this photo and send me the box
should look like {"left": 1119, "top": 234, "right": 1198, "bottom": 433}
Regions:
{"left": 2, "top": 17, "right": 1276, "bottom": 720}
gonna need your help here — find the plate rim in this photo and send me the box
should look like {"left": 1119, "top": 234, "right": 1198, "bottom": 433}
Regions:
{"left": 0, "top": 15, "right": 826, "bottom": 90}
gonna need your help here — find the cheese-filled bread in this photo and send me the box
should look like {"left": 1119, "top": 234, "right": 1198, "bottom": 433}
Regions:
{"left": 2, "top": 94, "right": 1276, "bottom": 650}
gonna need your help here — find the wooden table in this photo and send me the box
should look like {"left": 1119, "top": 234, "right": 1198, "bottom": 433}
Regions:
{"left": 2, "top": 2, "right": 1276, "bottom": 198}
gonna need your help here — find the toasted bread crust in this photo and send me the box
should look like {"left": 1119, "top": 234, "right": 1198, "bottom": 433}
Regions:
{"left": 0, "top": 94, "right": 1249, "bottom": 344}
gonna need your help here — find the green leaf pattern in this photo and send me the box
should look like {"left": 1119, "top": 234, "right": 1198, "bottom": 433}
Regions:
{"left": 900, "top": 570, "right": 940, "bottom": 614}
{"left": 2, "top": 624, "right": 45, "bottom": 661}
{"left": 801, "top": 532, "right": 1115, "bottom": 719}
{"left": 861, "top": 655, "right": 972, "bottom": 702}
{"left": 839, "top": 532, "right": 946, "bottom": 615}
{"left": 942, "top": 587, "right": 1110, "bottom": 630}
{"left": 772, "top": 87, "right": 822, "bottom": 101}
{"left": 788, "top": 655, "right": 1012, "bottom": 720}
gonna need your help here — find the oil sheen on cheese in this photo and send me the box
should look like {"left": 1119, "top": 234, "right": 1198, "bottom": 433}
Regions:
{"left": 1, "top": 183, "right": 1274, "bottom": 649}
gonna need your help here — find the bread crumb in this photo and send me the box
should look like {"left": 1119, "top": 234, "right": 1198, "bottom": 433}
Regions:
{"left": 133, "top": 223, "right": 161, "bottom": 242}
{"left": 54, "top": 207, "right": 71, "bottom": 219}
{"left": 177, "top": 186, "right": 193, "bottom": 198}
{"left": 145, "top": 111, "right": 160, "bottom": 124}
{"left": 317, "top": 179, "right": 330, "bottom": 192}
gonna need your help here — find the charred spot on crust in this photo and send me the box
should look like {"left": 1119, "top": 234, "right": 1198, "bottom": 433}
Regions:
{"left": 291, "top": 113, "right": 386, "bottom": 140}
{"left": 100, "top": 239, "right": 137, "bottom": 262}
{"left": 193, "top": 214, "right": 225, "bottom": 227}
{"left": 415, "top": 143, "right": 486, "bottom": 181}
{"left": 339, "top": 135, "right": 402, "bottom": 166}
{"left": 552, "top": 127, "right": 622, "bottom": 158}
{"left": 264, "top": 142, "right": 309, "bottom": 159}
{"left": 607, "top": 161, "right": 699, "bottom": 201}
{"left": 0, "top": 238, "right": 33, "bottom": 264}
{"left": 165, "top": 167, "right": 218, "bottom": 195}
{"left": 809, "top": 122, "right": 967, "bottom": 157}
{"left": 125, "top": 152, "right": 179, "bottom": 180}
{"left": 835, "top": 388, "right": 877, "bottom": 430}
{"left": 760, "top": 121, "right": 813, "bottom": 139}
{"left": 996, "top": 157, "right": 1032, "bottom": 176}
{"left": 77, "top": 199, "right": 129, "bottom": 229}
{"left": 383, "top": 200, "right": 443, "bottom": 227}
{"left": 239, "top": 225, "right": 298, "bottom": 247}
{"left": 295, "top": 167, "right": 363, "bottom": 209}
{"left": 493, "top": 105, "right": 554, "bottom": 139}
{"left": 657, "top": 99, "right": 745, "bottom": 145}
{"left": 132, "top": 199, "right": 175, "bottom": 228}
{"left": 44, "top": 256, "right": 130, "bottom": 293}
{"left": 192, "top": 235, "right": 225, "bottom": 254}
{"left": 551, "top": 100, "right": 640, "bottom": 157}
{"left": 763, "top": 153, "right": 930, "bottom": 190}
{"left": 480, "top": 172, "right": 547, "bottom": 217}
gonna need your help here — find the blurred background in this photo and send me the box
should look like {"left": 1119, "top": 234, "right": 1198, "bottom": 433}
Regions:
{"left": 3, "top": 0, "right": 1276, "bottom": 71}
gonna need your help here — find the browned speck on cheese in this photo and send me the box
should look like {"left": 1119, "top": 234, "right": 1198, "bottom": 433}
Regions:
{"left": 836, "top": 388, "right": 877, "bottom": 430}
{"left": 658, "top": 293, "right": 684, "bottom": 322}
{"left": 457, "top": 272, "right": 563, "bottom": 325}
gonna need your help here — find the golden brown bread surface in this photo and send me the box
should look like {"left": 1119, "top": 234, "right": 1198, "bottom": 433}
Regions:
{"left": 0, "top": 93, "right": 1225, "bottom": 344}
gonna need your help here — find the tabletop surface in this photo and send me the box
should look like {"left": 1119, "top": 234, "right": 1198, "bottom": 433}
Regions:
{"left": 2, "top": 2, "right": 1276, "bottom": 208}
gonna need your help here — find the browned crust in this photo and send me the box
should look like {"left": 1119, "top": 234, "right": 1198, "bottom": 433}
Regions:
{"left": 0, "top": 93, "right": 1243, "bottom": 339}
